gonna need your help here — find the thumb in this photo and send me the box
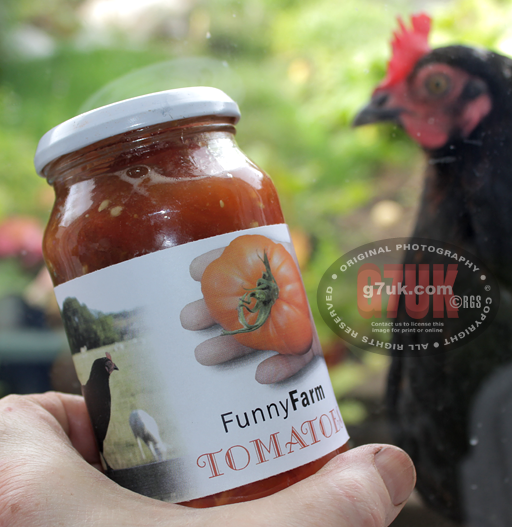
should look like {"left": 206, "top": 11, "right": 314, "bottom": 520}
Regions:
{"left": 237, "top": 444, "right": 416, "bottom": 527}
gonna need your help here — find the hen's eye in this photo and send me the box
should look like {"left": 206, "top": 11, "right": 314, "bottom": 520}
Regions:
{"left": 425, "top": 73, "right": 451, "bottom": 96}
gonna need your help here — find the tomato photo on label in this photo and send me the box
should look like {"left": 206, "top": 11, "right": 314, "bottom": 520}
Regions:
{"left": 201, "top": 234, "right": 313, "bottom": 355}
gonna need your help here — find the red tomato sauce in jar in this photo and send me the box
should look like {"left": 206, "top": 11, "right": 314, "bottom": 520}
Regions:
{"left": 42, "top": 119, "right": 284, "bottom": 285}
{"left": 35, "top": 88, "right": 349, "bottom": 508}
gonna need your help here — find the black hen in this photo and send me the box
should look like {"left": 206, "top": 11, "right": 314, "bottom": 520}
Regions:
{"left": 354, "top": 14, "right": 512, "bottom": 524}
{"left": 82, "top": 352, "right": 119, "bottom": 470}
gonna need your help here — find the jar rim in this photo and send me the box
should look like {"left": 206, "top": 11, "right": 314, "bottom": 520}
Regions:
{"left": 34, "top": 86, "right": 241, "bottom": 176}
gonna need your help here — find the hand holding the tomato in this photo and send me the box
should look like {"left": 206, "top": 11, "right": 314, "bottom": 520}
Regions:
{"left": 180, "top": 235, "right": 320, "bottom": 384}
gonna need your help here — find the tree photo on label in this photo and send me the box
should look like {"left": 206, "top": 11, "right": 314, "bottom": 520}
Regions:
{"left": 180, "top": 234, "right": 322, "bottom": 383}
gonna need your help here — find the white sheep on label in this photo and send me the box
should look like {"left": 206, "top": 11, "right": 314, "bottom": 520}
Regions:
{"left": 129, "top": 409, "right": 168, "bottom": 462}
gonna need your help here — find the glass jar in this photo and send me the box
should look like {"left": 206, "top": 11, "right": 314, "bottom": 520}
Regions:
{"left": 35, "top": 87, "right": 349, "bottom": 507}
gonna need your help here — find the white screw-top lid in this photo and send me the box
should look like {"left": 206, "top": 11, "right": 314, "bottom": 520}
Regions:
{"left": 34, "top": 86, "right": 241, "bottom": 176}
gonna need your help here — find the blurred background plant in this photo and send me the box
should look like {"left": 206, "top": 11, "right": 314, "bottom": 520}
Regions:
{"left": 0, "top": 0, "right": 509, "bottom": 391}
{"left": 1, "top": 1, "right": 512, "bottom": 520}
{"left": 0, "top": 0, "right": 509, "bottom": 400}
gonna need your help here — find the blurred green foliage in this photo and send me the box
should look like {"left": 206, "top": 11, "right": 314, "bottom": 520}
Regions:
{"left": 2, "top": 0, "right": 512, "bottom": 403}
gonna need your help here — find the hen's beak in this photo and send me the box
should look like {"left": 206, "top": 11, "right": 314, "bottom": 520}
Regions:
{"left": 352, "top": 92, "right": 403, "bottom": 127}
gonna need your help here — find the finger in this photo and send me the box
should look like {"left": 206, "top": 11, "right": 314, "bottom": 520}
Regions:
{"left": 255, "top": 349, "right": 315, "bottom": 384}
{"left": 112, "top": 445, "right": 415, "bottom": 527}
{"left": 190, "top": 247, "right": 225, "bottom": 281}
{"left": 0, "top": 393, "right": 190, "bottom": 526}
{"left": 181, "top": 298, "right": 216, "bottom": 330}
{"left": 195, "top": 334, "right": 254, "bottom": 365}
{"left": 231, "top": 444, "right": 416, "bottom": 527}
{"left": 4, "top": 392, "right": 101, "bottom": 467}
{"left": 311, "top": 331, "right": 323, "bottom": 357}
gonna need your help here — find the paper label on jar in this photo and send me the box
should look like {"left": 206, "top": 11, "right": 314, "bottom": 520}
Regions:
{"left": 54, "top": 224, "right": 349, "bottom": 503}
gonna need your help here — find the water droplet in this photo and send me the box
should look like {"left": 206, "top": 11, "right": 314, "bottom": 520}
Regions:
{"left": 469, "top": 437, "right": 479, "bottom": 446}
{"left": 206, "top": 32, "right": 211, "bottom": 39}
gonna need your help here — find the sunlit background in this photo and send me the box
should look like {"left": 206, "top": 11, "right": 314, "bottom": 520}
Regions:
{"left": 2, "top": 0, "right": 512, "bottom": 524}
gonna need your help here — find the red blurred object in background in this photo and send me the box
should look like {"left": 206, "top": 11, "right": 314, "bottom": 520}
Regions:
{"left": 0, "top": 216, "right": 44, "bottom": 267}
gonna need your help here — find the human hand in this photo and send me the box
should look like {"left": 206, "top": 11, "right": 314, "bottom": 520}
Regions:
{"left": 181, "top": 244, "right": 319, "bottom": 384}
{"left": 0, "top": 392, "right": 416, "bottom": 527}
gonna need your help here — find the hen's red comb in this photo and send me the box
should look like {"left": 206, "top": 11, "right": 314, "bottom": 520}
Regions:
{"left": 377, "top": 13, "right": 432, "bottom": 89}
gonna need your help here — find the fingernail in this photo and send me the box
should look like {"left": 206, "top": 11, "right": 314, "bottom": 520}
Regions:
{"left": 374, "top": 447, "right": 416, "bottom": 506}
